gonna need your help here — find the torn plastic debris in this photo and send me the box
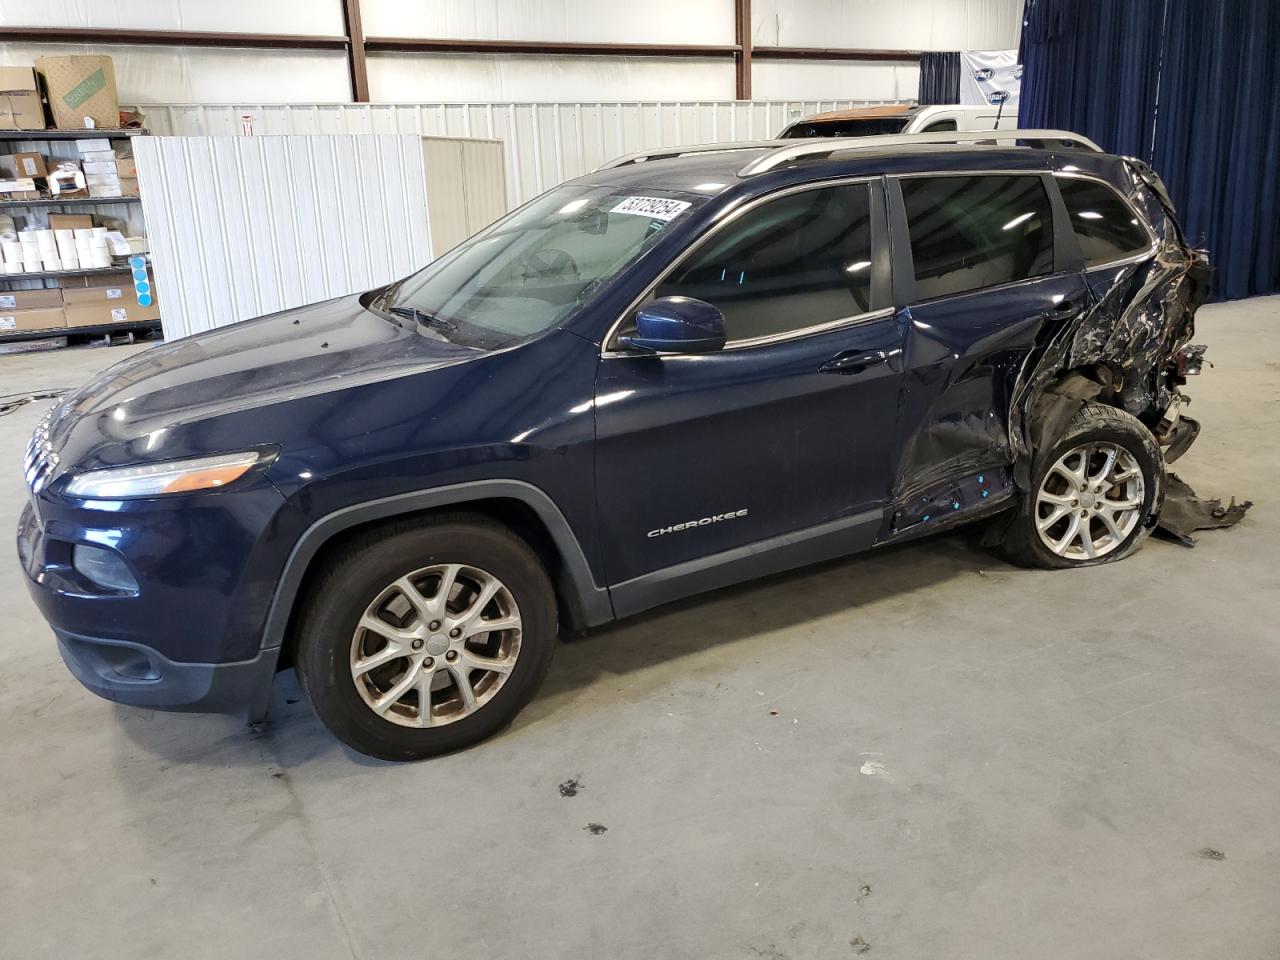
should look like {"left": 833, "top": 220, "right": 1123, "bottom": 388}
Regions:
{"left": 1156, "top": 473, "right": 1252, "bottom": 546}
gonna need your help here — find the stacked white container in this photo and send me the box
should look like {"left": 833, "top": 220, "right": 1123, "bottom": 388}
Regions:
{"left": 1, "top": 248, "right": 21, "bottom": 273}
{"left": 55, "top": 229, "right": 78, "bottom": 270}
{"left": 9, "top": 227, "right": 106, "bottom": 273}
{"left": 35, "top": 230, "right": 59, "bottom": 271}
{"left": 19, "top": 233, "right": 41, "bottom": 272}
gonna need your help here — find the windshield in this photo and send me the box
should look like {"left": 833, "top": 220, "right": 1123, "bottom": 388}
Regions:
{"left": 373, "top": 185, "right": 705, "bottom": 349}
{"left": 780, "top": 117, "right": 911, "bottom": 139}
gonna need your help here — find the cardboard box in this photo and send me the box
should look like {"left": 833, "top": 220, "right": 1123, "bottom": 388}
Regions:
{"left": 0, "top": 152, "right": 47, "bottom": 178}
{"left": 63, "top": 284, "right": 130, "bottom": 305}
{"left": 82, "top": 161, "right": 117, "bottom": 176}
{"left": 0, "top": 66, "right": 45, "bottom": 131}
{"left": 73, "top": 270, "right": 133, "bottom": 289}
{"left": 64, "top": 298, "right": 159, "bottom": 327}
{"left": 0, "top": 177, "right": 39, "bottom": 199}
{"left": 36, "top": 56, "right": 119, "bottom": 131}
{"left": 85, "top": 172, "right": 119, "bottom": 187}
{"left": 88, "top": 184, "right": 122, "bottom": 198}
{"left": 49, "top": 214, "right": 93, "bottom": 230}
{"left": 104, "top": 233, "right": 148, "bottom": 255}
{"left": 80, "top": 150, "right": 115, "bottom": 162}
{"left": 115, "top": 156, "right": 137, "bottom": 178}
{"left": 119, "top": 177, "right": 140, "bottom": 197}
{"left": 0, "top": 289, "right": 63, "bottom": 310}
{"left": 0, "top": 306, "right": 66, "bottom": 332}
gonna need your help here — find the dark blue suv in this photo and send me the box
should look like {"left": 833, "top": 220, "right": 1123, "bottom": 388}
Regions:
{"left": 18, "top": 130, "right": 1211, "bottom": 760}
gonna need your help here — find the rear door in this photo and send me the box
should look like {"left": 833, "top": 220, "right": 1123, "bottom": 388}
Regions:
{"left": 884, "top": 171, "right": 1091, "bottom": 529}
{"left": 593, "top": 178, "right": 903, "bottom": 598}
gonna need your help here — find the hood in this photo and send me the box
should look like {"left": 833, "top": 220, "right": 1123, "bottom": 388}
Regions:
{"left": 50, "top": 295, "right": 480, "bottom": 444}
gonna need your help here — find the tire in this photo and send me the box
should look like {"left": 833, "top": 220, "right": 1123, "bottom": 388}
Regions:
{"left": 1003, "top": 402, "right": 1165, "bottom": 569}
{"left": 294, "top": 514, "right": 557, "bottom": 761}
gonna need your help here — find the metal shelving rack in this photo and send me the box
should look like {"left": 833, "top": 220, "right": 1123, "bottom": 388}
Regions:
{"left": 0, "top": 128, "right": 160, "bottom": 347}
{"left": 0, "top": 196, "right": 142, "bottom": 210}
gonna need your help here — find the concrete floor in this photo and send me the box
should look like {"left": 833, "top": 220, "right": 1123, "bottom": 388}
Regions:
{"left": 2, "top": 297, "right": 1278, "bottom": 960}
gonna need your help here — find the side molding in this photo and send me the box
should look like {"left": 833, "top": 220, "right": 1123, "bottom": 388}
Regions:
{"left": 259, "top": 479, "right": 615, "bottom": 656}
{"left": 609, "top": 508, "right": 882, "bottom": 619}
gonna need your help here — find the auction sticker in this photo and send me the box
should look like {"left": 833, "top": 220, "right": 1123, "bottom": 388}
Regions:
{"left": 611, "top": 196, "right": 691, "bottom": 221}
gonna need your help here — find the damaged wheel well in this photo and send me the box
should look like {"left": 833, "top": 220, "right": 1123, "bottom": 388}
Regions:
{"left": 1014, "top": 367, "right": 1106, "bottom": 492}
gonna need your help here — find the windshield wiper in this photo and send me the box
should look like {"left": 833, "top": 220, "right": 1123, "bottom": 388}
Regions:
{"left": 369, "top": 278, "right": 407, "bottom": 314}
{"left": 388, "top": 305, "right": 457, "bottom": 333}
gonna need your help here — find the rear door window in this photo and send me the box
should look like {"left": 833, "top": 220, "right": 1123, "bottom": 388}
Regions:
{"left": 900, "top": 175, "right": 1054, "bottom": 300}
{"left": 1057, "top": 177, "right": 1153, "bottom": 267}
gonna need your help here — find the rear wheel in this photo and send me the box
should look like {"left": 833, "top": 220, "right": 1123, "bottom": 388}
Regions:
{"left": 295, "top": 516, "right": 557, "bottom": 760}
{"left": 1004, "top": 402, "right": 1164, "bottom": 569}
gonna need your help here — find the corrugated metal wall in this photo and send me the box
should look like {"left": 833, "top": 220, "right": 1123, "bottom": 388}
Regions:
{"left": 130, "top": 99, "right": 908, "bottom": 208}
{"left": 134, "top": 134, "right": 432, "bottom": 340}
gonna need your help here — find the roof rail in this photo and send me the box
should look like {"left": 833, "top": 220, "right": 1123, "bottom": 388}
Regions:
{"left": 594, "top": 129, "right": 1102, "bottom": 176}
{"left": 594, "top": 140, "right": 784, "bottom": 171}
{"left": 738, "top": 129, "right": 1103, "bottom": 175}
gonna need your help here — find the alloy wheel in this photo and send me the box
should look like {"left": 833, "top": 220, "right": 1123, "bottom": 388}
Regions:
{"left": 349, "top": 564, "right": 522, "bottom": 727}
{"left": 1035, "top": 441, "right": 1146, "bottom": 561}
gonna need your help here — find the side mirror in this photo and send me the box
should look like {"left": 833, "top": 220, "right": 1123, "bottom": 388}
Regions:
{"left": 618, "top": 296, "right": 726, "bottom": 354}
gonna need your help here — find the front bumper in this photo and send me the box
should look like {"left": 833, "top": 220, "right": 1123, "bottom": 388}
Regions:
{"left": 17, "top": 477, "right": 300, "bottom": 719}
{"left": 55, "top": 629, "right": 277, "bottom": 715}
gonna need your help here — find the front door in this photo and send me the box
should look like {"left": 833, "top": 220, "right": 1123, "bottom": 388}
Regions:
{"left": 593, "top": 179, "right": 905, "bottom": 602}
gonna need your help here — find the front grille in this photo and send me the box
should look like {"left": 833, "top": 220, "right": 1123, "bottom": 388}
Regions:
{"left": 23, "top": 409, "right": 60, "bottom": 495}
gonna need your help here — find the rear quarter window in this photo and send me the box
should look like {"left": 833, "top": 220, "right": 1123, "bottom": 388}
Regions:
{"left": 1057, "top": 177, "right": 1153, "bottom": 268}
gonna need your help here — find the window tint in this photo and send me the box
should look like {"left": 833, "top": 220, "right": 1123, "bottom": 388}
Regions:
{"left": 1057, "top": 177, "right": 1152, "bottom": 267}
{"left": 921, "top": 119, "right": 958, "bottom": 132}
{"left": 652, "top": 183, "right": 875, "bottom": 343}
{"left": 901, "top": 175, "right": 1054, "bottom": 300}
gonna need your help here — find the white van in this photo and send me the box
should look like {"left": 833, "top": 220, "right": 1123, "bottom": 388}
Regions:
{"left": 777, "top": 103, "right": 1017, "bottom": 139}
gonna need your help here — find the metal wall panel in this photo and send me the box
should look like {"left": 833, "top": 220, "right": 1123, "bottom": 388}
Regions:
{"left": 365, "top": 52, "right": 738, "bottom": 102}
{"left": 0, "top": 0, "right": 344, "bottom": 33}
{"left": 130, "top": 99, "right": 909, "bottom": 208}
{"left": 1, "top": 43, "right": 353, "bottom": 104}
{"left": 361, "top": 0, "right": 733, "bottom": 44}
{"left": 134, "top": 134, "right": 432, "bottom": 340}
{"left": 752, "top": 0, "right": 1024, "bottom": 50}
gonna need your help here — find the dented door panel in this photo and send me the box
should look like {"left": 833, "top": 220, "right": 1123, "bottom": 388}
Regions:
{"left": 891, "top": 272, "right": 1092, "bottom": 504}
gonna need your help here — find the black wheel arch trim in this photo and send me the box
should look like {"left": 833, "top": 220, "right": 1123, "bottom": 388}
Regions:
{"left": 258, "top": 480, "right": 615, "bottom": 661}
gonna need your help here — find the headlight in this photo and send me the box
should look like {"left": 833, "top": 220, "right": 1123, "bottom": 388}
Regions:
{"left": 65, "top": 451, "right": 263, "bottom": 499}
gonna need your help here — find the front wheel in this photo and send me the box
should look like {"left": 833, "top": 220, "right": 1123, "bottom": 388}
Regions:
{"left": 1004, "top": 402, "right": 1164, "bottom": 569}
{"left": 294, "top": 515, "right": 557, "bottom": 761}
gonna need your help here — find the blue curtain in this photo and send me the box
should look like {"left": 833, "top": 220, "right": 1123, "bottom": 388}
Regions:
{"left": 918, "top": 52, "right": 961, "bottom": 105}
{"left": 1020, "top": 0, "right": 1280, "bottom": 300}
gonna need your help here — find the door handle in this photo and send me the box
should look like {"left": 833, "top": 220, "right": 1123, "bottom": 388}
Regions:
{"left": 819, "top": 348, "right": 901, "bottom": 375}
{"left": 1039, "top": 298, "right": 1082, "bottom": 324}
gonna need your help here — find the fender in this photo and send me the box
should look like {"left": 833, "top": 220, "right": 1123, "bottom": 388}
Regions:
{"left": 258, "top": 477, "right": 614, "bottom": 649}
